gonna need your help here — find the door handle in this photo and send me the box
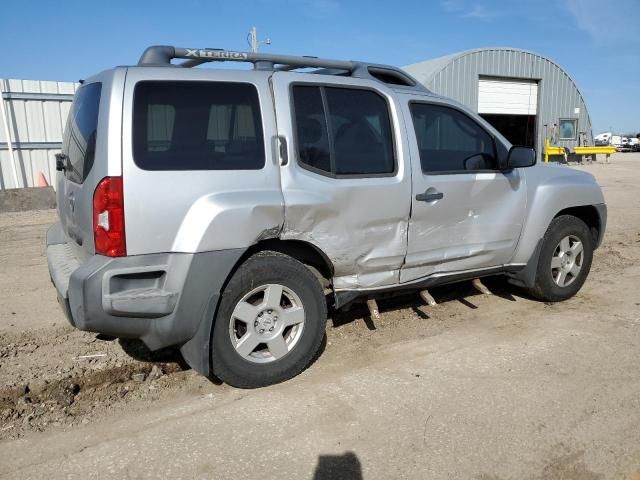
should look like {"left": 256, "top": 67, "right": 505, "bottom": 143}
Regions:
{"left": 277, "top": 135, "right": 288, "bottom": 166}
{"left": 415, "top": 190, "right": 444, "bottom": 202}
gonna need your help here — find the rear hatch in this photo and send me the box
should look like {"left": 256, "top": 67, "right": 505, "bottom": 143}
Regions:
{"left": 56, "top": 70, "right": 123, "bottom": 259}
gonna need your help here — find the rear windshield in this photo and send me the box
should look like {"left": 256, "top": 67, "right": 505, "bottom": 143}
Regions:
{"left": 132, "top": 81, "right": 265, "bottom": 170}
{"left": 63, "top": 82, "right": 101, "bottom": 183}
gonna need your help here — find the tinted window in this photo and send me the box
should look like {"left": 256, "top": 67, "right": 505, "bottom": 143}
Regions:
{"left": 63, "top": 82, "right": 101, "bottom": 183}
{"left": 410, "top": 103, "right": 496, "bottom": 173}
{"left": 292, "top": 86, "right": 331, "bottom": 172}
{"left": 133, "top": 81, "right": 265, "bottom": 170}
{"left": 292, "top": 85, "right": 395, "bottom": 176}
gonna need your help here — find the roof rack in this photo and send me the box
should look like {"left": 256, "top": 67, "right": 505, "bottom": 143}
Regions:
{"left": 137, "top": 45, "right": 427, "bottom": 91}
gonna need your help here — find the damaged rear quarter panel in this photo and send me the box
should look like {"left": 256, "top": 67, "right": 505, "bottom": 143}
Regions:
{"left": 280, "top": 183, "right": 410, "bottom": 290}
{"left": 172, "top": 190, "right": 284, "bottom": 252}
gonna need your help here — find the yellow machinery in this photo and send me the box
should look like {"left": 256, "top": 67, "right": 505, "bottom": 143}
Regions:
{"left": 544, "top": 138, "right": 617, "bottom": 163}
{"left": 544, "top": 137, "right": 566, "bottom": 162}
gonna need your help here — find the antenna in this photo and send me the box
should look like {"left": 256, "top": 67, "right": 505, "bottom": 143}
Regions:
{"left": 247, "top": 26, "right": 271, "bottom": 53}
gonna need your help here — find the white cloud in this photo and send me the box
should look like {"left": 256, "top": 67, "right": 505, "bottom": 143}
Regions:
{"left": 440, "top": 1, "right": 500, "bottom": 21}
{"left": 441, "top": 0, "right": 462, "bottom": 12}
{"left": 462, "top": 4, "right": 498, "bottom": 20}
{"left": 566, "top": 0, "right": 640, "bottom": 46}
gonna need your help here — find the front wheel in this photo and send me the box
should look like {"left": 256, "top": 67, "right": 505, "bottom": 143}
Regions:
{"left": 211, "top": 251, "right": 327, "bottom": 388}
{"left": 529, "top": 215, "right": 594, "bottom": 302}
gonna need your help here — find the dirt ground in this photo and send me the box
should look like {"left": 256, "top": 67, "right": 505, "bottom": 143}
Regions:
{"left": 1, "top": 153, "right": 640, "bottom": 479}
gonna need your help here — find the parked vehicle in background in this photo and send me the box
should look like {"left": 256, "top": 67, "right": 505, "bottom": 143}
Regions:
{"left": 46, "top": 45, "right": 608, "bottom": 388}
{"left": 617, "top": 138, "right": 631, "bottom": 152}
{"left": 594, "top": 132, "right": 612, "bottom": 146}
{"left": 610, "top": 135, "right": 623, "bottom": 147}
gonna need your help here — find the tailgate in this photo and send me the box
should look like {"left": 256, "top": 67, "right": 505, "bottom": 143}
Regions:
{"left": 56, "top": 69, "right": 125, "bottom": 259}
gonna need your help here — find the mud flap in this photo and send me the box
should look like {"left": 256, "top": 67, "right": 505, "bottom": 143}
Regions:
{"left": 506, "top": 238, "right": 542, "bottom": 289}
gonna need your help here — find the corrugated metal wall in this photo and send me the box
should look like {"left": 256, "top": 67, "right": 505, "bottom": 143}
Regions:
{"left": 0, "top": 78, "right": 78, "bottom": 190}
{"left": 404, "top": 48, "right": 593, "bottom": 160}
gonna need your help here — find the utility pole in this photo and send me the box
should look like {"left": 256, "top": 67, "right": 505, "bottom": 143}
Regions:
{"left": 249, "top": 26, "right": 258, "bottom": 53}
{"left": 248, "top": 26, "right": 270, "bottom": 53}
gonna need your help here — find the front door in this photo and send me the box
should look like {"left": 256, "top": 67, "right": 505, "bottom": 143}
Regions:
{"left": 270, "top": 72, "right": 412, "bottom": 291}
{"left": 401, "top": 100, "right": 527, "bottom": 283}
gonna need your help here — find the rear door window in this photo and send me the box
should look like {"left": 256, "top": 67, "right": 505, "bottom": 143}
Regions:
{"left": 133, "top": 81, "right": 265, "bottom": 170}
{"left": 292, "top": 85, "right": 395, "bottom": 177}
{"left": 63, "top": 82, "right": 101, "bottom": 183}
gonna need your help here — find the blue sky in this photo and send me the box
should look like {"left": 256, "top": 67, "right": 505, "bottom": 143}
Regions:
{"left": 1, "top": 0, "right": 638, "bottom": 133}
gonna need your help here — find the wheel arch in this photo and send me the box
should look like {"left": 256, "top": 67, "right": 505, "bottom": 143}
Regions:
{"left": 179, "top": 239, "right": 334, "bottom": 379}
{"left": 508, "top": 202, "right": 605, "bottom": 290}
{"left": 553, "top": 205, "right": 603, "bottom": 247}
{"left": 241, "top": 239, "right": 334, "bottom": 281}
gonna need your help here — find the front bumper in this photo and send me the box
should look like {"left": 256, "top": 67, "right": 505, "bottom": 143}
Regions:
{"left": 46, "top": 222, "right": 244, "bottom": 370}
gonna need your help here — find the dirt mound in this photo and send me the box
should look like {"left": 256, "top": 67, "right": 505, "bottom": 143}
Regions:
{"left": 0, "top": 327, "right": 203, "bottom": 440}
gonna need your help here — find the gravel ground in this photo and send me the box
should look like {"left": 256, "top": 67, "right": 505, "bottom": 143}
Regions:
{"left": 1, "top": 153, "right": 639, "bottom": 479}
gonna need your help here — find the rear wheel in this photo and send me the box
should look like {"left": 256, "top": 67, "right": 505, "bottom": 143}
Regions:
{"left": 529, "top": 215, "right": 594, "bottom": 302}
{"left": 211, "top": 251, "right": 327, "bottom": 388}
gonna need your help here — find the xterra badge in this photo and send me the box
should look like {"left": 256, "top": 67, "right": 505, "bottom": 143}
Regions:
{"left": 185, "top": 49, "right": 248, "bottom": 60}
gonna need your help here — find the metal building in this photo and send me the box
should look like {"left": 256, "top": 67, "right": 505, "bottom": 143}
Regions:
{"left": 0, "top": 78, "right": 78, "bottom": 190}
{"left": 404, "top": 48, "right": 592, "bottom": 160}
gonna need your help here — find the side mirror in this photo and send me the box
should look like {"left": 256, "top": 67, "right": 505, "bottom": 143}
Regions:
{"left": 506, "top": 146, "right": 536, "bottom": 169}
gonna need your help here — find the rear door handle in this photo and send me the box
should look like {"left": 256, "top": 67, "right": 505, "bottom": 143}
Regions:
{"left": 415, "top": 190, "right": 444, "bottom": 202}
{"left": 277, "top": 135, "right": 288, "bottom": 166}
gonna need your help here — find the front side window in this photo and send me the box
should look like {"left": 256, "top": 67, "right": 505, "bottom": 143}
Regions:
{"left": 292, "top": 85, "right": 395, "bottom": 176}
{"left": 559, "top": 118, "right": 577, "bottom": 140}
{"left": 63, "top": 82, "right": 102, "bottom": 183}
{"left": 133, "top": 81, "right": 265, "bottom": 170}
{"left": 410, "top": 103, "right": 497, "bottom": 174}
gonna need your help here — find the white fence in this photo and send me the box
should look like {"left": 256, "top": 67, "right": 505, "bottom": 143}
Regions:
{"left": 0, "top": 78, "right": 78, "bottom": 190}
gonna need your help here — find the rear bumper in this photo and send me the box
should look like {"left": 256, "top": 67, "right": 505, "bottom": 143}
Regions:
{"left": 46, "top": 222, "right": 245, "bottom": 372}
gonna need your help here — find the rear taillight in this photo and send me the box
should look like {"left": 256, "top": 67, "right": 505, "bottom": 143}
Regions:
{"left": 93, "top": 176, "right": 126, "bottom": 257}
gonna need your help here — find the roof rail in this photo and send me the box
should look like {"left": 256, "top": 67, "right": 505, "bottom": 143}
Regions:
{"left": 137, "top": 45, "right": 427, "bottom": 91}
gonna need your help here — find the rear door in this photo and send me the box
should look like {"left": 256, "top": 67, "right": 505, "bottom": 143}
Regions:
{"left": 271, "top": 72, "right": 412, "bottom": 291}
{"left": 401, "top": 99, "right": 527, "bottom": 283}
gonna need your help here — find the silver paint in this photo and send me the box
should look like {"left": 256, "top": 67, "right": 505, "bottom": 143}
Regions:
{"left": 271, "top": 72, "right": 412, "bottom": 290}
{"left": 54, "top": 60, "right": 606, "bottom": 297}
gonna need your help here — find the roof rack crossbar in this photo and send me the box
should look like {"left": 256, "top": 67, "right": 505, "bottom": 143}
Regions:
{"left": 139, "top": 45, "right": 355, "bottom": 71}
{"left": 136, "top": 45, "right": 429, "bottom": 92}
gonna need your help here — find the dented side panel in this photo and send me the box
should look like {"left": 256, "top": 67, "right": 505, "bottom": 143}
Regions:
{"left": 271, "top": 72, "right": 412, "bottom": 290}
{"left": 172, "top": 190, "right": 283, "bottom": 252}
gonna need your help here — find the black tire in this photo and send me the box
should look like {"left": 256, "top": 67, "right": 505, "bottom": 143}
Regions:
{"left": 211, "top": 250, "right": 327, "bottom": 388}
{"left": 529, "top": 215, "right": 594, "bottom": 302}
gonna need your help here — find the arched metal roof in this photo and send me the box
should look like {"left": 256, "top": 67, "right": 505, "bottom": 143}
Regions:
{"left": 403, "top": 47, "right": 593, "bottom": 154}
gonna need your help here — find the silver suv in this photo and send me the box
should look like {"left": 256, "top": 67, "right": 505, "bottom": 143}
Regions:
{"left": 47, "top": 46, "right": 606, "bottom": 388}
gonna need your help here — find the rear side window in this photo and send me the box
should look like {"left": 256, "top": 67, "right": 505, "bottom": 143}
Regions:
{"left": 133, "top": 81, "right": 265, "bottom": 170}
{"left": 292, "top": 85, "right": 395, "bottom": 176}
{"left": 410, "top": 103, "right": 497, "bottom": 173}
{"left": 63, "top": 82, "right": 101, "bottom": 183}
